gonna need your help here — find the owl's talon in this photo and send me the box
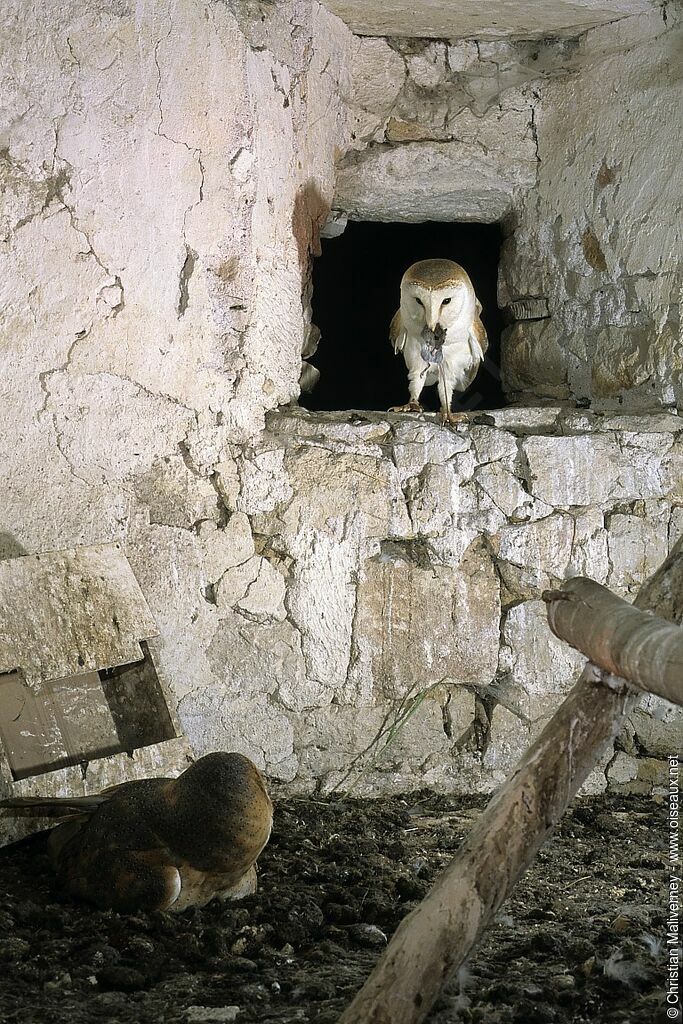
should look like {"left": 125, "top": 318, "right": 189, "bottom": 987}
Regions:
{"left": 441, "top": 410, "right": 469, "bottom": 427}
{"left": 389, "top": 401, "right": 423, "bottom": 414}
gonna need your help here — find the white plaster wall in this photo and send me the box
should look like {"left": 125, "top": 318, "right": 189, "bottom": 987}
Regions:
{"left": 501, "top": 9, "right": 683, "bottom": 410}
{"left": 0, "top": 0, "right": 354, "bottom": 749}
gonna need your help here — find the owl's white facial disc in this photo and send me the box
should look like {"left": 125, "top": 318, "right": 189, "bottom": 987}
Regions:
{"left": 401, "top": 282, "right": 467, "bottom": 332}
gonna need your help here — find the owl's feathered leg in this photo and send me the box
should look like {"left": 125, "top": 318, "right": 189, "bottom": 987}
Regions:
{"left": 390, "top": 366, "right": 426, "bottom": 414}
{"left": 437, "top": 372, "right": 468, "bottom": 427}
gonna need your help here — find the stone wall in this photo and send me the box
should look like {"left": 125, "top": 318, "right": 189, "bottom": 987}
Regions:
{"left": 1, "top": 1, "right": 681, "bottom": 800}
{"left": 180, "top": 407, "right": 682, "bottom": 796}
{"left": 500, "top": 11, "right": 683, "bottom": 410}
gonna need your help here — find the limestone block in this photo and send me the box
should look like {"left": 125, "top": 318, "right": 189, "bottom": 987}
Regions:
{"left": 495, "top": 513, "right": 575, "bottom": 582}
{"left": 475, "top": 462, "right": 553, "bottom": 521}
{"left": 320, "top": 1, "right": 658, "bottom": 41}
{"left": 607, "top": 751, "right": 639, "bottom": 785}
{"left": 236, "top": 557, "right": 287, "bottom": 623}
{"left": 178, "top": 690, "right": 297, "bottom": 782}
{"left": 286, "top": 526, "right": 360, "bottom": 693}
{"left": 447, "top": 41, "right": 480, "bottom": 73}
{"left": 260, "top": 446, "right": 410, "bottom": 540}
{"left": 483, "top": 705, "right": 530, "bottom": 775}
{"left": 522, "top": 433, "right": 672, "bottom": 507}
{"left": 205, "top": 611, "right": 304, "bottom": 705}
{"left": 456, "top": 479, "right": 508, "bottom": 546}
{"left": 347, "top": 542, "right": 500, "bottom": 702}
{"left": 294, "top": 705, "right": 388, "bottom": 778}
{"left": 579, "top": 748, "right": 612, "bottom": 794}
{"left": 607, "top": 751, "right": 668, "bottom": 794}
{"left": 391, "top": 421, "right": 472, "bottom": 481}
{"left": 216, "top": 556, "right": 260, "bottom": 611}
{"left": 634, "top": 756, "right": 669, "bottom": 792}
{"left": 670, "top": 506, "right": 683, "bottom": 549}
{"left": 503, "top": 600, "right": 585, "bottom": 699}
{"left": 502, "top": 321, "right": 570, "bottom": 399}
{"left": 375, "top": 698, "right": 451, "bottom": 768}
{"left": 445, "top": 99, "right": 537, "bottom": 157}
{"left": 349, "top": 37, "right": 406, "bottom": 144}
{"left": 481, "top": 407, "right": 564, "bottom": 431}
{"left": 584, "top": 325, "right": 681, "bottom": 411}
{"left": 569, "top": 509, "right": 610, "bottom": 582}
{"left": 267, "top": 408, "right": 392, "bottom": 453}
{"left": 498, "top": 228, "right": 548, "bottom": 307}
{"left": 386, "top": 118, "right": 443, "bottom": 143}
{"left": 214, "top": 456, "right": 241, "bottom": 511}
{"left": 294, "top": 698, "right": 450, "bottom": 782}
{"left": 405, "top": 462, "right": 459, "bottom": 537}
{"left": 469, "top": 425, "right": 519, "bottom": 465}
{"left": 351, "top": 37, "right": 406, "bottom": 114}
{"left": 598, "top": 413, "right": 682, "bottom": 434}
{"left": 215, "top": 554, "right": 286, "bottom": 623}
{"left": 236, "top": 448, "right": 293, "bottom": 515}
{"left": 606, "top": 513, "right": 669, "bottom": 593}
{"left": 125, "top": 523, "right": 220, "bottom": 702}
{"left": 334, "top": 140, "right": 535, "bottom": 222}
{"left": 198, "top": 513, "right": 255, "bottom": 582}
{"left": 406, "top": 43, "right": 448, "bottom": 89}
{"left": 443, "top": 687, "right": 478, "bottom": 740}
{"left": 630, "top": 705, "right": 683, "bottom": 759}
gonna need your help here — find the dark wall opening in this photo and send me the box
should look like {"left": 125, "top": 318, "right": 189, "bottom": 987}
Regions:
{"left": 301, "top": 220, "right": 505, "bottom": 414}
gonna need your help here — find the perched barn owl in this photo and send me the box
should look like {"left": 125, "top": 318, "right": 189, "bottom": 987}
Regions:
{"left": 389, "top": 258, "right": 488, "bottom": 425}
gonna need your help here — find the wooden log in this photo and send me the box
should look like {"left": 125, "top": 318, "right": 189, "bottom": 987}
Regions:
{"left": 338, "top": 539, "right": 683, "bottom": 1024}
{"left": 542, "top": 576, "right": 683, "bottom": 707}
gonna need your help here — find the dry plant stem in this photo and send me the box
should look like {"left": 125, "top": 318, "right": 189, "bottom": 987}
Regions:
{"left": 338, "top": 540, "right": 683, "bottom": 1024}
{"left": 543, "top": 576, "right": 683, "bottom": 707}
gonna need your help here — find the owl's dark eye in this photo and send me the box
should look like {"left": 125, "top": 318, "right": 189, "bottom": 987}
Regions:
{"left": 442, "top": 297, "right": 451, "bottom": 306}
{"left": 415, "top": 297, "right": 424, "bottom": 307}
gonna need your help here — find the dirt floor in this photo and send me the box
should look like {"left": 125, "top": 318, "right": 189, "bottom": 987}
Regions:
{"left": 0, "top": 790, "right": 670, "bottom": 1024}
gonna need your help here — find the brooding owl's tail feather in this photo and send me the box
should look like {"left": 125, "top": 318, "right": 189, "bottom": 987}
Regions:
{"left": 0, "top": 795, "right": 110, "bottom": 814}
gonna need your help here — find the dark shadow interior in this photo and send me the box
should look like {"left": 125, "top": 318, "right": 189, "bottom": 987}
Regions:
{"left": 302, "top": 220, "right": 505, "bottom": 414}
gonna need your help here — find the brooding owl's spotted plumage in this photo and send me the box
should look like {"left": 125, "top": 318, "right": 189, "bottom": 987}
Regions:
{"left": 0, "top": 753, "right": 273, "bottom": 913}
{"left": 389, "top": 259, "right": 488, "bottom": 425}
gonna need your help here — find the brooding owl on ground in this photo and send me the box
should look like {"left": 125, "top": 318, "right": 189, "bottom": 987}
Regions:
{"left": 389, "top": 258, "right": 488, "bottom": 425}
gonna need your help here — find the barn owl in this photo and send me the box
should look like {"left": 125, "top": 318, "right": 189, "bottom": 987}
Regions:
{"left": 389, "top": 259, "right": 488, "bottom": 425}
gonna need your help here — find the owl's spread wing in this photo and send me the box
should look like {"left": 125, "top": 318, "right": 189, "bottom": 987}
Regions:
{"left": 390, "top": 309, "right": 406, "bottom": 354}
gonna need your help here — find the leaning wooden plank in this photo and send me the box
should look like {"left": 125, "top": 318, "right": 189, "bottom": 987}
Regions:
{"left": 338, "top": 539, "right": 683, "bottom": 1024}
{"left": 542, "top": 576, "right": 683, "bottom": 707}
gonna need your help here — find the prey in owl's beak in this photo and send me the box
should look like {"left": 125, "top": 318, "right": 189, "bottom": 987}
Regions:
{"left": 420, "top": 322, "right": 446, "bottom": 365}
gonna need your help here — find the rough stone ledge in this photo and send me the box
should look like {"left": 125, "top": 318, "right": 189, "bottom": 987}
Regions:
{"left": 267, "top": 404, "right": 682, "bottom": 443}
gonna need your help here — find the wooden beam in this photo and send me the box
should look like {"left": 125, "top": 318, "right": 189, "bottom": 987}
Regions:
{"left": 337, "top": 539, "right": 683, "bottom": 1024}
{"left": 542, "top": 577, "right": 683, "bottom": 708}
